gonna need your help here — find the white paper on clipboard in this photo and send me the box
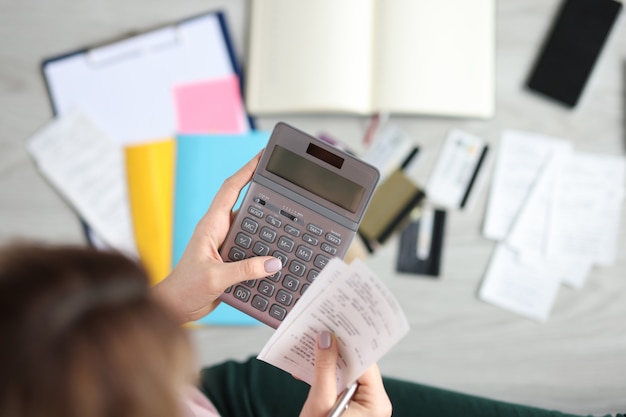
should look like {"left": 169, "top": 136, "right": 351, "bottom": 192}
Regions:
{"left": 42, "top": 12, "right": 247, "bottom": 145}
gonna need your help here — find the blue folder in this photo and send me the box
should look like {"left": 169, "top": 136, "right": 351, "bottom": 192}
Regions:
{"left": 173, "top": 131, "right": 269, "bottom": 326}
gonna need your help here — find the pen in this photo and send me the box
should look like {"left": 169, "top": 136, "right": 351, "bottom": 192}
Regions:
{"left": 326, "top": 382, "right": 358, "bottom": 417}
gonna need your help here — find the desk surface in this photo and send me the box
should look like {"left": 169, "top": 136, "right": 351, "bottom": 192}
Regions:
{"left": 1, "top": 0, "right": 625, "bottom": 414}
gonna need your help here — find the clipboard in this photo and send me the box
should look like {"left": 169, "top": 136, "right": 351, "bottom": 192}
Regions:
{"left": 42, "top": 11, "right": 251, "bottom": 144}
{"left": 40, "top": 10, "right": 254, "bottom": 247}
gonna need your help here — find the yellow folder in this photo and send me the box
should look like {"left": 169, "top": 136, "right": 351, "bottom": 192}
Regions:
{"left": 125, "top": 138, "right": 175, "bottom": 284}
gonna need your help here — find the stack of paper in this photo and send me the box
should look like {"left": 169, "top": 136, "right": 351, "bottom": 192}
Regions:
{"left": 480, "top": 130, "right": 626, "bottom": 321}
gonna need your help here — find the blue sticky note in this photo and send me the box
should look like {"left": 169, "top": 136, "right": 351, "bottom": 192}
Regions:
{"left": 173, "top": 131, "right": 270, "bottom": 326}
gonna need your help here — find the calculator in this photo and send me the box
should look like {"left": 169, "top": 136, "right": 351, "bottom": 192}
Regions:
{"left": 218, "top": 122, "right": 379, "bottom": 328}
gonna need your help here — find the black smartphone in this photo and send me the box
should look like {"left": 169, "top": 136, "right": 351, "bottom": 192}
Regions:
{"left": 526, "top": 0, "right": 622, "bottom": 107}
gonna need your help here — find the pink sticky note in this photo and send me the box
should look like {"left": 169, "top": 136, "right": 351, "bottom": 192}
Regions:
{"left": 173, "top": 74, "right": 249, "bottom": 134}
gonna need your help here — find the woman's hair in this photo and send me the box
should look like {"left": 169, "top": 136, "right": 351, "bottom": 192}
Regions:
{"left": 0, "top": 244, "right": 193, "bottom": 417}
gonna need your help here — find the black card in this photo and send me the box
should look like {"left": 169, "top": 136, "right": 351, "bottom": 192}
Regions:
{"left": 396, "top": 209, "right": 446, "bottom": 277}
{"left": 526, "top": 0, "right": 622, "bottom": 107}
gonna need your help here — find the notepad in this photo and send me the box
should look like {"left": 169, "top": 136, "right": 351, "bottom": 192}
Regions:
{"left": 246, "top": 0, "right": 495, "bottom": 118}
{"left": 172, "top": 131, "right": 269, "bottom": 326}
{"left": 173, "top": 74, "right": 250, "bottom": 134}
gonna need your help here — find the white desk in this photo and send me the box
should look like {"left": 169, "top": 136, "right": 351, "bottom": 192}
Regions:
{"left": 0, "top": 0, "right": 624, "bottom": 413}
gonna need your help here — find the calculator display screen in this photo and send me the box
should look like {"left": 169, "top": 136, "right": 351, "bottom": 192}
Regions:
{"left": 266, "top": 145, "right": 365, "bottom": 213}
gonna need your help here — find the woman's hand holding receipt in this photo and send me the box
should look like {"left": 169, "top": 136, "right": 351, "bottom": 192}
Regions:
{"left": 300, "top": 332, "right": 392, "bottom": 417}
{"left": 154, "top": 151, "right": 392, "bottom": 417}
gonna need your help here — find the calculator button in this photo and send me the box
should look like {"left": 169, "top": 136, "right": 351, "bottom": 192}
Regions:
{"left": 325, "top": 233, "right": 342, "bottom": 246}
{"left": 301, "top": 284, "right": 310, "bottom": 295}
{"left": 248, "top": 206, "right": 264, "bottom": 218}
{"left": 235, "top": 232, "right": 252, "bottom": 249}
{"left": 307, "top": 269, "right": 319, "bottom": 283}
{"left": 273, "top": 251, "right": 289, "bottom": 267}
{"left": 284, "top": 224, "right": 301, "bottom": 237}
{"left": 258, "top": 280, "right": 276, "bottom": 297}
{"left": 228, "top": 247, "right": 246, "bottom": 261}
{"left": 320, "top": 242, "right": 337, "bottom": 256}
{"left": 313, "top": 254, "right": 330, "bottom": 269}
{"left": 270, "top": 304, "right": 287, "bottom": 321}
{"left": 243, "top": 279, "right": 257, "bottom": 288}
{"left": 306, "top": 223, "right": 323, "bottom": 236}
{"left": 282, "top": 275, "right": 300, "bottom": 291}
{"left": 266, "top": 215, "right": 282, "bottom": 228}
{"left": 241, "top": 218, "right": 259, "bottom": 234}
{"left": 289, "top": 260, "right": 306, "bottom": 277}
{"left": 276, "top": 289, "right": 294, "bottom": 306}
{"left": 277, "top": 236, "right": 295, "bottom": 253}
{"left": 251, "top": 295, "right": 269, "bottom": 312}
{"left": 233, "top": 286, "right": 251, "bottom": 302}
{"left": 252, "top": 242, "right": 271, "bottom": 256}
{"left": 302, "top": 233, "right": 319, "bottom": 246}
{"left": 266, "top": 270, "right": 282, "bottom": 282}
{"left": 259, "top": 227, "right": 277, "bottom": 243}
{"left": 295, "top": 245, "right": 313, "bottom": 262}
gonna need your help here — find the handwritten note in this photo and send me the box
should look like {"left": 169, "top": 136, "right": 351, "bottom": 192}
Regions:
{"left": 257, "top": 258, "right": 409, "bottom": 392}
{"left": 27, "top": 110, "right": 137, "bottom": 256}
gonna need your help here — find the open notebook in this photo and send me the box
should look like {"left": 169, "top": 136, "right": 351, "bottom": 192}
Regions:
{"left": 246, "top": 0, "right": 495, "bottom": 118}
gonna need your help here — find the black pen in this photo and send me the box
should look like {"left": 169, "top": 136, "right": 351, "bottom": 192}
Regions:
{"left": 327, "top": 382, "right": 358, "bottom": 417}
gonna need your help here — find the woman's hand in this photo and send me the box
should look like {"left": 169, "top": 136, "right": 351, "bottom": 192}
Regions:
{"left": 299, "top": 332, "right": 392, "bottom": 417}
{"left": 152, "top": 151, "right": 282, "bottom": 323}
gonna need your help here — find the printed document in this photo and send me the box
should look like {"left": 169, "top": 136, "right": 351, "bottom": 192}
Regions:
{"left": 547, "top": 152, "right": 626, "bottom": 266}
{"left": 483, "top": 129, "right": 571, "bottom": 241}
{"left": 479, "top": 244, "right": 562, "bottom": 322}
{"left": 27, "top": 110, "right": 136, "bottom": 255}
{"left": 480, "top": 131, "right": 626, "bottom": 320}
{"left": 258, "top": 258, "right": 409, "bottom": 392}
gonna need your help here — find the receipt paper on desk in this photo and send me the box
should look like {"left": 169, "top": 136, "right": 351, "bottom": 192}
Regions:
{"left": 396, "top": 207, "right": 446, "bottom": 277}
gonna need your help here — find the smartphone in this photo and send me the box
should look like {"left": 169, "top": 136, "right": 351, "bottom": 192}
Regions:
{"left": 526, "top": 0, "right": 622, "bottom": 107}
{"left": 218, "top": 122, "right": 380, "bottom": 328}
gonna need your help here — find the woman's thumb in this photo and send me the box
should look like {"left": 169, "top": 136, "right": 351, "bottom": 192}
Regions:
{"left": 308, "top": 331, "right": 339, "bottom": 407}
{"left": 218, "top": 256, "right": 282, "bottom": 286}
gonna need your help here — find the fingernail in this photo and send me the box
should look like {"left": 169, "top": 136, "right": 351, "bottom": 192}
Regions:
{"left": 264, "top": 257, "right": 282, "bottom": 273}
{"left": 318, "top": 331, "right": 331, "bottom": 350}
